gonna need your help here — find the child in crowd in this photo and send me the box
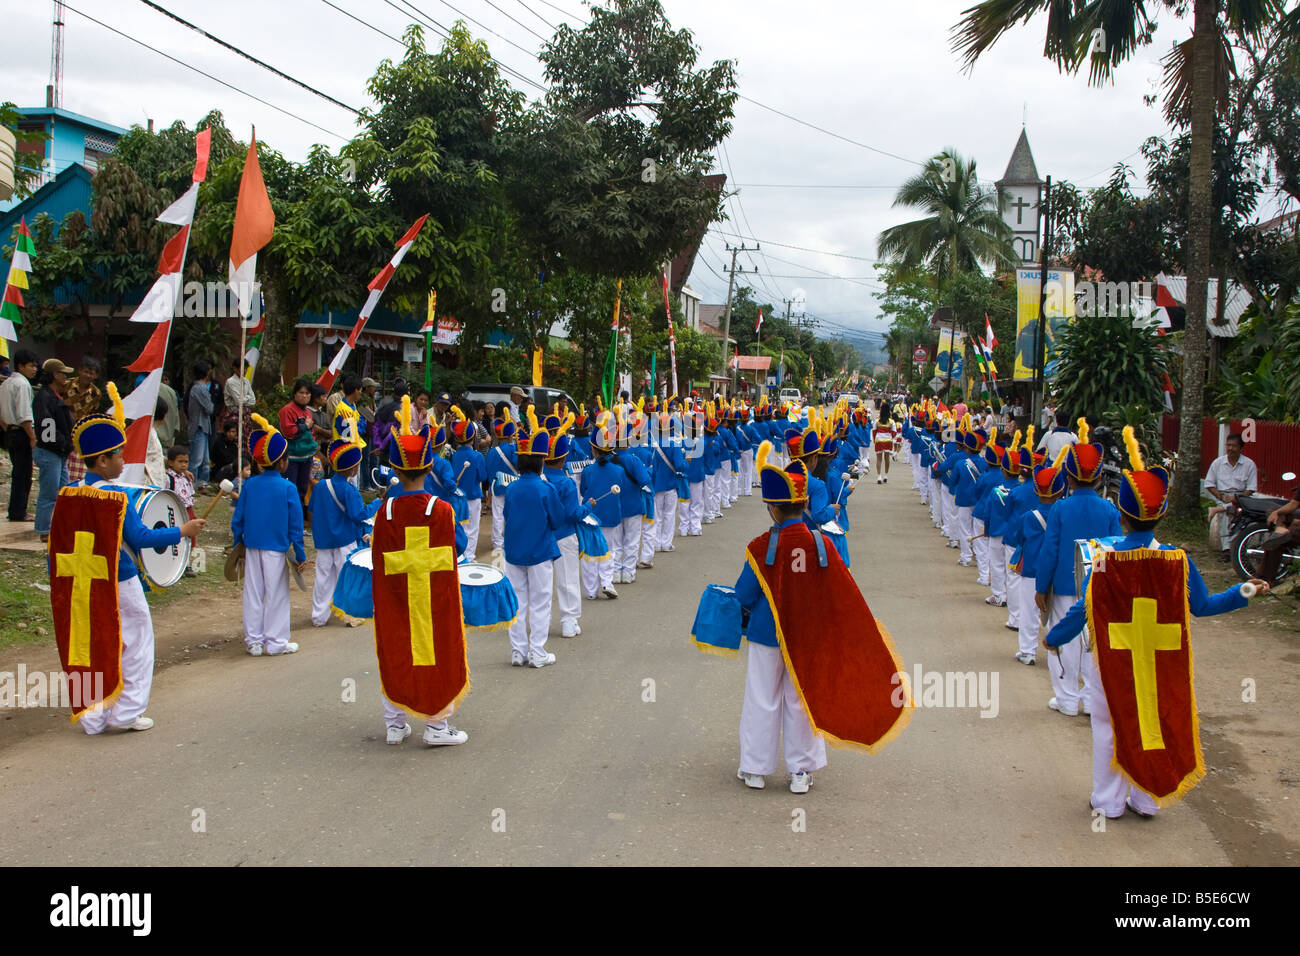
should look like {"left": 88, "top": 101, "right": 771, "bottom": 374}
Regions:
{"left": 308, "top": 439, "right": 380, "bottom": 627}
{"left": 449, "top": 409, "right": 486, "bottom": 562}
{"left": 165, "top": 445, "right": 198, "bottom": 572}
{"left": 232, "top": 415, "right": 306, "bottom": 657}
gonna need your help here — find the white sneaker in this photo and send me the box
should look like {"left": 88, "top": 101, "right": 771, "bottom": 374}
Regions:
{"left": 790, "top": 771, "right": 812, "bottom": 794}
{"left": 247, "top": 644, "right": 263, "bottom": 656}
{"left": 1082, "top": 700, "right": 1092, "bottom": 716}
{"left": 702, "top": 517, "right": 715, "bottom": 524}
{"left": 737, "top": 770, "right": 765, "bottom": 790}
{"left": 511, "top": 650, "right": 526, "bottom": 666}
{"left": 112, "top": 716, "right": 154, "bottom": 732}
{"left": 528, "top": 651, "right": 556, "bottom": 668}
{"left": 602, "top": 584, "right": 619, "bottom": 599}
{"left": 1014, "top": 652, "right": 1036, "bottom": 666}
{"left": 386, "top": 723, "right": 412, "bottom": 745}
{"left": 561, "top": 622, "right": 578, "bottom": 638}
{"left": 623, "top": 573, "right": 636, "bottom": 585}
{"left": 424, "top": 723, "right": 468, "bottom": 746}
{"left": 1048, "top": 696, "right": 1079, "bottom": 717}
{"left": 573, "top": 623, "right": 581, "bottom": 635}
{"left": 267, "top": 642, "right": 299, "bottom": 655}
{"left": 663, "top": 544, "right": 675, "bottom": 552}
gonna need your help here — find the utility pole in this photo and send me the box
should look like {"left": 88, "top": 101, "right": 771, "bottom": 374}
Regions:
{"left": 720, "top": 243, "right": 758, "bottom": 397}
{"left": 1032, "top": 175, "right": 1053, "bottom": 430}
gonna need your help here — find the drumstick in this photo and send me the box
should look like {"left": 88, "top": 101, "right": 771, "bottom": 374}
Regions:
{"left": 833, "top": 473, "right": 851, "bottom": 507}
{"left": 587, "top": 483, "right": 622, "bottom": 505}
{"left": 200, "top": 479, "right": 236, "bottom": 519}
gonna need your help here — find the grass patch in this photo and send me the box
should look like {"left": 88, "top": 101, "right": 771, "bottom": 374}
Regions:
{"left": 0, "top": 551, "right": 56, "bottom": 651}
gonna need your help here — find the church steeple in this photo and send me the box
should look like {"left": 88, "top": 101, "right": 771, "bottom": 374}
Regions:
{"left": 996, "top": 129, "right": 1043, "bottom": 189}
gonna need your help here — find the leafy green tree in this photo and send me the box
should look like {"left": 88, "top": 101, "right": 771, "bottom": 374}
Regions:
{"left": 1053, "top": 311, "right": 1170, "bottom": 430}
{"left": 1, "top": 102, "right": 51, "bottom": 200}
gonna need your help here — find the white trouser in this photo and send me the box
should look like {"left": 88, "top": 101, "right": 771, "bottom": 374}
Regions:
{"left": 654, "top": 490, "right": 677, "bottom": 549}
{"left": 80, "top": 576, "right": 153, "bottom": 734}
{"left": 581, "top": 524, "right": 619, "bottom": 597}
{"left": 384, "top": 699, "right": 447, "bottom": 733}
{"left": 741, "top": 449, "right": 755, "bottom": 492}
{"left": 973, "top": 519, "right": 990, "bottom": 584}
{"left": 929, "top": 477, "right": 942, "bottom": 524}
{"left": 988, "top": 534, "right": 1007, "bottom": 602}
{"left": 1017, "top": 575, "right": 1040, "bottom": 658}
{"left": 730, "top": 465, "right": 740, "bottom": 501}
{"left": 1004, "top": 544, "right": 1021, "bottom": 627}
{"left": 681, "top": 482, "right": 704, "bottom": 535}
{"left": 244, "top": 548, "right": 292, "bottom": 653}
{"left": 705, "top": 473, "right": 720, "bottom": 517}
{"left": 553, "top": 535, "right": 581, "bottom": 629}
{"left": 505, "top": 560, "right": 554, "bottom": 658}
{"left": 957, "top": 506, "right": 975, "bottom": 562}
{"left": 312, "top": 543, "right": 355, "bottom": 626}
{"left": 911, "top": 455, "right": 922, "bottom": 491}
{"left": 859, "top": 446, "right": 871, "bottom": 472}
{"left": 639, "top": 512, "right": 656, "bottom": 564}
{"left": 490, "top": 494, "right": 505, "bottom": 551}
{"left": 461, "top": 503, "right": 481, "bottom": 563}
{"left": 1082, "top": 648, "right": 1160, "bottom": 817}
{"left": 618, "top": 514, "right": 642, "bottom": 577}
{"left": 941, "top": 486, "right": 957, "bottom": 541}
{"left": 739, "top": 643, "right": 828, "bottom": 776}
{"left": 1045, "top": 592, "right": 1083, "bottom": 711}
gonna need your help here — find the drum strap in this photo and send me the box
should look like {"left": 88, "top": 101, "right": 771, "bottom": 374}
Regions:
{"left": 325, "top": 477, "right": 344, "bottom": 512}
{"left": 494, "top": 446, "right": 519, "bottom": 477}
{"left": 1033, "top": 509, "right": 1046, "bottom": 530}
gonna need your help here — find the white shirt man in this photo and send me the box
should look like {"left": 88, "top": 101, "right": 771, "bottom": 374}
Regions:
{"left": 1205, "top": 437, "right": 1258, "bottom": 553}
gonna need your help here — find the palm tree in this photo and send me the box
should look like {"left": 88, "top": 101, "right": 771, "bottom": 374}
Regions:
{"left": 877, "top": 149, "right": 1019, "bottom": 286}
{"left": 951, "top": 0, "right": 1287, "bottom": 519}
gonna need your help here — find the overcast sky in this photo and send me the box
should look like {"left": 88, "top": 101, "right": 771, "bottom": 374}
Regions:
{"left": 6, "top": 0, "right": 1213, "bottom": 345}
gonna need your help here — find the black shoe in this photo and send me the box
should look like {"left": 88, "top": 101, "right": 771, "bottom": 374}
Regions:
{"left": 1126, "top": 801, "right": 1155, "bottom": 819}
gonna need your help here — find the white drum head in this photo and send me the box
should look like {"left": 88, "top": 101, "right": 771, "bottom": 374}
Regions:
{"left": 133, "top": 489, "right": 190, "bottom": 587}
{"left": 458, "top": 563, "right": 504, "bottom": 587}
{"left": 348, "top": 548, "right": 374, "bottom": 571}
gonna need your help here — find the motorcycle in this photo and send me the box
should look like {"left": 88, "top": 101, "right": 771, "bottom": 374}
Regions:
{"left": 1089, "top": 426, "right": 1127, "bottom": 506}
{"left": 1226, "top": 472, "right": 1299, "bottom": 585}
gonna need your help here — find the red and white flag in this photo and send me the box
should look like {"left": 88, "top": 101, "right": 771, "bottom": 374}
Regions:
{"left": 229, "top": 131, "right": 275, "bottom": 325}
{"left": 119, "top": 128, "right": 211, "bottom": 483}
{"left": 318, "top": 214, "right": 428, "bottom": 389}
{"left": 985, "top": 315, "right": 998, "bottom": 350}
{"left": 1162, "top": 372, "right": 1175, "bottom": 412}
{"left": 755, "top": 308, "right": 763, "bottom": 334}
{"left": 660, "top": 269, "right": 678, "bottom": 397}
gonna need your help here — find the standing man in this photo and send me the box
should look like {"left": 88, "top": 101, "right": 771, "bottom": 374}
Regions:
{"left": 32, "top": 358, "right": 75, "bottom": 541}
{"left": 1204, "top": 432, "right": 1258, "bottom": 559}
{"left": 507, "top": 385, "right": 526, "bottom": 422}
{"left": 0, "top": 349, "right": 38, "bottom": 523}
{"left": 223, "top": 364, "right": 256, "bottom": 433}
{"left": 157, "top": 372, "right": 181, "bottom": 448}
{"left": 186, "top": 360, "right": 214, "bottom": 489}
{"left": 62, "top": 356, "right": 103, "bottom": 485}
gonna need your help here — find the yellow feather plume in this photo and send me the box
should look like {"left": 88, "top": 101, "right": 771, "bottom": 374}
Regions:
{"left": 106, "top": 382, "right": 126, "bottom": 430}
{"left": 1009, "top": 429, "right": 1022, "bottom": 454}
{"left": 450, "top": 404, "right": 467, "bottom": 423}
{"left": 636, "top": 396, "right": 645, "bottom": 414}
{"left": 1122, "top": 425, "right": 1145, "bottom": 471}
{"left": 756, "top": 439, "right": 772, "bottom": 473}
{"left": 556, "top": 412, "right": 575, "bottom": 437}
{"left": 395, "top": 395, "right": 414, "bottom": 435}
{"left": 1076, "top": 417, "right": 1090, "bottom": 444}
{"left": 578, "top": 403, "right": 586, "bottom": 418}
{"left": 251, "top": 412, "right": 274, "bottom": 434}
{"left": 1051, "top": 443, "right": 1070, "bottom": 472}
{"left": 988, "top": 426, "right": 998, "bottom": 449}
{"left": 526, "top": 405, "right": 542, "bottom": 436}
{"left": 1024, "top": 424, "right": 1036, "bottom": 453}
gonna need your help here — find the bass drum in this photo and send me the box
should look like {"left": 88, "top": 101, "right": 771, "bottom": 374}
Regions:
{"left": 109, "top": 484, "right": 192, "bottom": 588}
{"left": 1073, "top": 535, "right": 1125, "bottom": 593}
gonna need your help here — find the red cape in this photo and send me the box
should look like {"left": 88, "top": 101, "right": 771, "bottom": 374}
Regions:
{"left": 746, "top": 523, "right": 912, "bottom": 752}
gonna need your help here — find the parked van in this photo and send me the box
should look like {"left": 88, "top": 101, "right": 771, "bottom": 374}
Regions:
{"left": 778, "top": 387, "right": 802, "bottom": 404}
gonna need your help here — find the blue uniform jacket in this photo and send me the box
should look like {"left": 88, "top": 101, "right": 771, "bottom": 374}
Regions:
{"left": 580, "top": 456, "right": 630, "bottom": 528}
{"left": 1002, "top": 481, "right": 1041, "bottom": 549}
{"left": 486, "top": 443, "right": 519, "bottom": 495}
{"left": 232, "top": 469, "right": 306, "bottom": 562}
{"left": 87, "top": 474, "right": 183, "bottom": 581}
{"left": 953, "top": 453, "right": 988, "bottom": 507}
{"left": 1046, "top": 532, "right": 1248, "bottom": 647}
{"left": 825, "top": 470, "right": 853, "bottom": 531}
{"left": 612, "top": 451, "right": 651, "bottom": 518}
{"left": 978, "top": 475, "right": 1020, "bottom": 538}
{"left": 805, "top": 474, "right": 836, "bottom": 526}
{"left": 451, "top": 446, "right": 487, "bottom": 500}
{"left": 502, "top": 471, "right": 564, "bottom": 566}
{"left": 423, "top": 455, "right": 461, "bottom": 505}
{"left": 683, "top": 437, "right": 707, "bottom": 483}
{"left": 650, "top": 441, "right": 688, "bottom": 493}
{"left": 1035, "top": 487, "right": 1122, "bottom": 597}
{"left": 308, "top": 474, "right": 381, "bottom": 549}
{"left": 971, "top": 468, "right": 1004, "bottom": 524}
{"left": 734, "top": 517, "right": 805, "bottom": 647}
{"left": 1012, "top": 498, "right": 1055, "bottom": 578}
{"left": 543, "top": 465, "right": 587, "bottom": 541}
{"left": 937, "top": 441, "right": 963, "bottom": 487}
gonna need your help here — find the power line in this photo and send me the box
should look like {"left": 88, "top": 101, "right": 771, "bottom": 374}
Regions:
{"left": 720, "top": 139, "right": 786, "bottom": 304}
{"left": 481, "top": 0, "right": 550, "bottom": 42}
{"left": 735, "top": 94, "right": 923, "bottom": 167}
{"left": 135, "top": 0, "right": 361, "bottom": 115}
{"left": 733, "top": 182, "right": 900, "bottom": 189}
{"left": 61, "top": 1, "right": 351, "bottom": 141}
{"left": 712, "top": 228, "right": 882, "bottom": 263}
{"left": 533, "top": 0, "right": 583, "bottom": 21}
{"left": 513, "top": 0, "right": 558, "bottom": 31}
{"left": 427, "top": 0, "right": 542, "bottom": 58}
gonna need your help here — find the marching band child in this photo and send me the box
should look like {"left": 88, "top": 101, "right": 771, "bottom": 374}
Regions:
{"left": 503, "top": 409, "right": 567, "bottom": 667}
{"left": 1007, "top": 448, "right": 1067, "bottom": 665}
{"left": 679, "top": 408, "right": 707, "bottom": 538}
{"left": 649, "top": 411, "right": 688, "bottom": 554}
{"left": 449, "top": 410, "right": 486, "bottom": 562}
{"left": 232, "top": 414, "right": 306, "bottom": 657}
{"left": 308, "top": 438, "right": 379, "bottom": 627}
{"left": 543, "top": 417, "right": 587, "bottom": 639}
{"left": 486, "top": 411, "right": 519, "bottom": 556}
{"left": 581, "top": 414, "right": 627, "bottom": 599}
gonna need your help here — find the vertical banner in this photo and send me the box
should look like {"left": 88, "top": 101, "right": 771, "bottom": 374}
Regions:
{"left": 660, "top": 269, "right": 678, "bottom": 398}
{"left": 532, "top": 347, "right": 543, "bottom": 387}
{"left": 602, "top": 279, "right": 622, "bottom": 408}
{"left": 1014, "top": 267, "right": 1076, "bottom": 381}
{"left": 423, "top": 290, "right": 436, "bottom": 391}
{"left": 935, "top": 328, "right": 965, "bottom": 382}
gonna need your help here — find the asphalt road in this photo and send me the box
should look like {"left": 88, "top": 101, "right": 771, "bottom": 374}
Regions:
{"left": 1, "top": 453, "right": 1293, "bottom": 865}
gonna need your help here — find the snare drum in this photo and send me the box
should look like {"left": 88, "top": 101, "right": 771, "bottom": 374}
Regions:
{"left": 458, "top": 562, "right": 518, "bottom": 630}
{"left": 692, "top": 584, "right": 745, "bottom": 654}
{"left": 1074, "top": 535, "right": 1125, "bottom": 592}
{"left": 819, "top": 520, "right": 850, "bottom": 568}
{"left": 108, "top": 484, "right": 192, "bottom": 587}
{"left": 576, "top": 514, "right": 610, "bottom": 561}
{"left": 331, "top": 547, "right": 374, "bottom": 620}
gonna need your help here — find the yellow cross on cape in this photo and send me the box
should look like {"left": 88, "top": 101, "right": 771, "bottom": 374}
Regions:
{"left": 383, "top": 525, "right": 455, "bottom": 666}
{"left": 56, "top": 531, "right": 109, "bottom": 667}
{"left": 1110, "top": 597, "right": 1182, "bottom": 750}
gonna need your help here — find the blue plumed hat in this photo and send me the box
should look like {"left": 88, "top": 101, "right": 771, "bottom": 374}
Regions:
{"left": 517, "top": 406, "right": 552, "bottom": 457}
{"left": 757, "top": 440, "right": 809, "bottom": 504}
{"left": 1064, "top": 417, "right": 1105, "bottom": 483}
{"left": 1117, "top": 425, "right": 1170, "bottom": 522}
{"left": 249, "top": 413, "right": 288, "bottom": 467}
{"left": 328, "top": 439, "right": 364, "bottom": 472}
{"left": 73, "top": 382, "right": 127, "bottom": 459}
{"left": 388, "top": 396, "right": 436, "bottom": 471}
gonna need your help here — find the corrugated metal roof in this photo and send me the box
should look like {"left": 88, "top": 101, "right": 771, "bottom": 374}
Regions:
{"left": 1155, "top": 272, "right": 1251, "bottom": 338}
